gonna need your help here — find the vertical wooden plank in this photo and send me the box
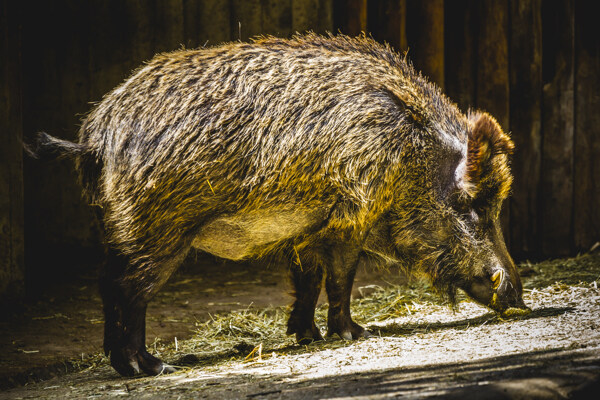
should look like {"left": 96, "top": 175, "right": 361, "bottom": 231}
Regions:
{"left": 55, "top": 0, "right": 96, "bottom": 248}
{"left": 183, "top": 0, "right": 201, "bottom": 48}
{"left": 198, "top": 0, "right": 231, "bottom": 46}
{"left": 540, "top": 0, "right": 575, "bottom": 257}
{"left": 509, "top": 0, "right": 543, "bottom": 259}
{"left": 367, "top": 0, "right": 407, "bottom": 52}
{"left": 22, "top": 0, "right": 99, "bottom": 281}
{"left": 0, "top": 0, "right": 24, "bottom": 298}
{"left": 88, "top": 0, "right": 116, "bottom": 74}
{"left": 231, "top": 0, "right": 263, "bottom": 41}
{"left": 474, "top": 0, "right": 510, "bottom": 245}
{"left": 333, "top": 0, "right": 367, "bottom": 36}
{"left": 406, "top": 0, "right": 444, "bottom": 88}
{"left": 292, "top": 0, "right": 319, "bottom": 34}
{"left": 476, "top": 0, "right": 511, "bottom": 115}
{"left": 317, "top": 0, "right": 334, "bottom": 34}
{"left": 444, "top": 0, "right": 476, "bottom": 112}
{"left": 184, "top": 0, "right": 231, "bottom": 48}
{"left": 573, "top": 0, "right": 600, "bottom": 251}
{"left": 262, "top": 0, "right": 293, "bottom": 37}
{"left": 155, "top": 0, "right": 185, "bottom": 53}
{"left": 88, "top": 0, "right": 155, "bottom": 101}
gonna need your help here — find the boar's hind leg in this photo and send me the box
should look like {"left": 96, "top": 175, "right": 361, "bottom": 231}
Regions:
{"left": 325, "top": 244, "right": 371, "bottom": 340}
{"left": 287, "top": 262, "right": 324, "bottom": 344}
{"left": 100, "top": 248, "right": 176, "bottom": 376}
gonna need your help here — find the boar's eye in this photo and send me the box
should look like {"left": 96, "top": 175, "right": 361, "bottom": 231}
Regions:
{"left": 448, "top": 189, "right": 473, "bottom": 216}
{"left": 466, "top": 209, "right": 479, "bottom": 224}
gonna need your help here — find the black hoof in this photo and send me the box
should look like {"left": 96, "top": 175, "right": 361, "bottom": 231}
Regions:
{"left": 327, "top": 321, "right": 371, "bottom": 340}
{"left": 109, "top": 347, "right": 176, "bottom": 376}
{"left": 287, "top": 320, "right": 324, "bottom": 345}
{"left": 295, "top": 329, "right": 325, "bottom": 345}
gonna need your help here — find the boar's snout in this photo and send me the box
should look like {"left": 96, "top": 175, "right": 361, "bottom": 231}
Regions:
{"left": 464, "top": 265, "right": 529, "bottom": 314}
{"left": 488, "top": 268, "right": 529, "bottom": 314}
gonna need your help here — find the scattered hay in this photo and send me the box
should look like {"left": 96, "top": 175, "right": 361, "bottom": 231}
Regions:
{"left": 5, "top": 252, "right": 600, "bottom": 398}
{"left": 519, "top": 251, "right": 600, "bottom": 288}
{"left": 160, "top": 281, "right": 438, "bottom": 369}
{"left": 165, "top": 252, "right": 600, "bottom": 370}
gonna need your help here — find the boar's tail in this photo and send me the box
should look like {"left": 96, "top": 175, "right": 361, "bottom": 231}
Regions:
{"left": 24, "top": 132, "right": 86, "bottom": 160}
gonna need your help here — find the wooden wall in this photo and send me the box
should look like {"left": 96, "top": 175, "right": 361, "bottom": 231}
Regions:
{"left": 1, "top": 0, "right": 599, "bottom": 295}
{"left": 363, "top": 0, "right": 599, "bottom": 260}
{"left": 0, "top": 0, "right": 24, "bottom": 298}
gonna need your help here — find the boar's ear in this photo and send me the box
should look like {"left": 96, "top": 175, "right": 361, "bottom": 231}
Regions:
{"left": 465, "top": 111, "right": 514, "bottom": 208}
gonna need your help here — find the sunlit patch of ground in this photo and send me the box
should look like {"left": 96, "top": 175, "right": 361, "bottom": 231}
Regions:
{"left": 2, "top": 253, "right": 600, "bottom": 399}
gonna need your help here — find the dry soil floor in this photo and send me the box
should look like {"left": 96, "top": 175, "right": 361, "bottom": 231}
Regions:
{"left": 1, "top": 253, "right": 600, "bottom": 399}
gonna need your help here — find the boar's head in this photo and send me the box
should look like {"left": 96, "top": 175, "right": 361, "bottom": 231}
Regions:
{"left": 456, "top": 111, "right": 527, "bottom": 313}
{"left": 391, "top": 111, "right": 527, "bottom": 315}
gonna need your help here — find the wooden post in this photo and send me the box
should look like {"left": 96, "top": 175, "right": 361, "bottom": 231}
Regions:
{"left": 573, "top": 0, "right": 600, "bottom": 252}
{"left": 292, "top": 0, "right": 319, "bottom": 34}
{"left": 21, "top": 0, "right": 99, "bottom": 278}
{"left": 88, "top": 1, "right": 155, "bottom": 99}
{"left": 293, "top": 0, "right": 336, "bottom": 35}
{"left": 406, "top": 0, "right": 444, "bottom": 89}
{"left": 231, "top": 0, "right": 263, "bottom": 41}
{"left": 509, "top": 0, "right": 543, "bottom": 259}
{"left": 540, "top": 0, "right": 575, "bottom": 257}
{"left": 333, "top": 0, "right": 367, "bottom": 36}
{"left": 0, "top": 0, "right": 24, "bottom": 298}
{"left": 317, "top": 0, "right": 334, "bottom": 34}
{"left": 262, "top": 0, "right": 293, "bottom": 37}
{"left": 474, "top": 0, "right": 510, "bottom": 246}
{"left": 444, "top": 0, "right": 476, "bottom": 112}
{"left": 368, "top": 0, "right": 407, "bottom": 52}
{"left": 184, "top": 0, "right": 231, "bottom": 48}
{"left": 155, "top": 0, "right": 184, "bottom": 53}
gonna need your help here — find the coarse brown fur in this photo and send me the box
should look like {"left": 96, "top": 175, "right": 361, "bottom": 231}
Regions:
{"left": 29, "top": 33, "right": 525, "bottom": 376}
{"left": 78, "top": 34, "right": 468, "bottom": 288}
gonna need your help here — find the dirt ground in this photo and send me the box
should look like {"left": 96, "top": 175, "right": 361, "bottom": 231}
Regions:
{"left": 1, "top": 252, "right": 600, "bottom": 399}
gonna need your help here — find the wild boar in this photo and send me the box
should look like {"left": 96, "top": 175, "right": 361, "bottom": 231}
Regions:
{"left": 28, "top": 34, "right": 527, "bottom": 376}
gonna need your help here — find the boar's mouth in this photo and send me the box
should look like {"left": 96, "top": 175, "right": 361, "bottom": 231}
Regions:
{"left": 487, "top": 270, "right": 530, "bottom": 315}
{"left": 464, "top": 269, "right": 530, "bottom": 315}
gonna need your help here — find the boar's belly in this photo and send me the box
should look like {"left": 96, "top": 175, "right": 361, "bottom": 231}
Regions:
{"left": 191, "top": 207, "right": 328, "bottom": 260}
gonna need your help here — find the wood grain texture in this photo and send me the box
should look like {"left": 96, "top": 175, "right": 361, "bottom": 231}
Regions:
{"left": 444, "top": 0, "right": 476, "bottom": 112}
{"left": 333, "top": 0, "right": 367, "bottom": 36}
{"left": 474, "top": 0, "right": 511, "bottom": 246}
{"left": 573, "top": 0, "right": 600, "bottom": 251}
{"left": 0, "top": 0, "right": 24, "bottom": 297}
{"left": 406, "top": 0, "right": 444, "bottom": 89}
{"left": 262, "top": 0, "right": 293, "bottom": 37}
{"left": 540, "top": 0, "right": 575, "bottom": 257}
{"left": 21, "top": 0, "right": 99, "bottom": 280}
{"left": 292, "top": 0, "right": 319, "bottom": 34}
{"left": 368, "top": 0, "right": 407, "bottom": 52}
{"left": 231, "top": 0, "right": 262, "bottom": 41}
{"left": 509, "top": 0, "right": 543, "bottom": 259}
{"left": 155, "top": 0, "right": 184, "bottom": 53}
{"left": 317, "top": 0, "right": 334, "bottom": 33}
{"left": 184, "top": 0, "right": 231, "bottom": 48}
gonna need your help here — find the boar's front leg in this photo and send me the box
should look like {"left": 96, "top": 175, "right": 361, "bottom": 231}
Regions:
{"left": 287, "top": 261, "right": 324, "bottom": 344}
{"left": 325, "top": 243, "right": 371, "bottom": 340}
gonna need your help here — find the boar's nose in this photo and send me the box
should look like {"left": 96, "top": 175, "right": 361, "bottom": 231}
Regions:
{"left": 491, "top": 268, "right": 530, "bottom": 313}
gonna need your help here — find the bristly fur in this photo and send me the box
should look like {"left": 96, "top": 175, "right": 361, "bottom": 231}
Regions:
{"left": 32, "top": 33, "right": 513, "bottom": 303}
{"left": 466, "top": 111, "right": 514, "bottom": 212}
{"left": 25, "top": 132, "right": 86, "bottom": 159}
{"left": 28, "top": 33, "right": 526, "bottom": 376}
